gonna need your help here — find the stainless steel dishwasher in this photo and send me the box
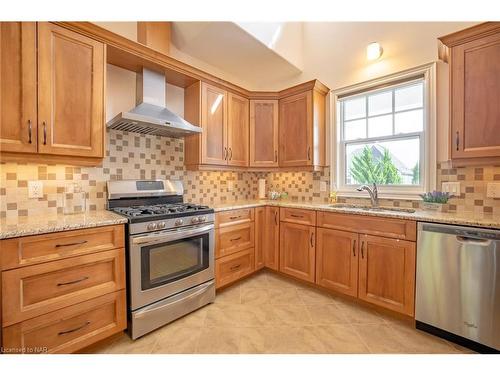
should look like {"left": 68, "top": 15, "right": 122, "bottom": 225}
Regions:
{"left": 416, "top": 222, "right": 500, "bottom": 352}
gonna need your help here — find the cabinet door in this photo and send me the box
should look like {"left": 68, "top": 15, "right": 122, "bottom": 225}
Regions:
{"left": 451, "top": 32, "right": 500, "bottom": 159}
{"left": 0, "top": 22, "right": 37, "bottom": 153}
{"left": 279, "top": 91, "right": 312, "bottom": 167}
{"left": 279, "top": 222, "right": 315, "bottom": 282}
{"left": 250, "top": 99, "right": 279, "bottom": 167}
{"left": 254, "top": 207, "right": 266, "bottom": 270}
{"left": 358, "top": 234, "right": 416, "bottom": 316}
{"left": 201, "top": 82, "right": 227, "bottom": 165}
{"left": 264, "top": 206, "right": 280, "bottom": 271}
{"left": 227, "top": 92, "right": 249, "bottom": 166}
{"left": 37, "top": 23, "right": 105, "bottom": 157}
{"left": 316, "top": 228, "right": 358, "bottom": 297}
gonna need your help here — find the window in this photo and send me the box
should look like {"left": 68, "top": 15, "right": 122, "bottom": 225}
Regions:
{"left": 332, "top": 63, "right": 436, "bottom": 198}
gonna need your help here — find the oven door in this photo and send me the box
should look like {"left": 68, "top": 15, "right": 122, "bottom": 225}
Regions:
{"left": 129, "top": 224, "right": 214, "bottom": 310}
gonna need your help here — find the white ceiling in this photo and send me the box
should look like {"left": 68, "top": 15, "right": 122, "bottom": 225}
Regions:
{"left": 170, "top": 22, "right": 303, "bottom": 86}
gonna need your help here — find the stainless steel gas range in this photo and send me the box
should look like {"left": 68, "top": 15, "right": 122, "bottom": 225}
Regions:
{"left": 107, "top": 179, "right": 215, "bottom": 339}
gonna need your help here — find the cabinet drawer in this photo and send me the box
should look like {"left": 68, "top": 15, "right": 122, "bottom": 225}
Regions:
{"left": 2, "top": 290, "right": 126, "bottom": 354}
{"left": 216, "top": 208, "right": 254, "bottom": 227}
{"left": 216, "top": 222, "right": 254, "bottom": 259}
{"left": 280, "top": 207, "right": 316, "bottom": 226}
{"left": 317, "top": 211, "right": 416, "bottom": 241}
{"left": 1, "top": 225, "right": 125, "bottom": 270}
{"left": 215, "top": 248, "right": 255, "bottom": 288}
{"left": 2, "top": 248, "right": 125, "bottom": 327}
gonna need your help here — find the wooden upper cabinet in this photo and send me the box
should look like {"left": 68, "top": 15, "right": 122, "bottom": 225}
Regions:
{"left": 227, "top": 92, "right": 249, "bottom": 166}
{"left": 279, "top": 82, "right": 327, "bottom": 168}
{"left": 37, "top": 22, "right": 105, "bottom": 158}
{"left": 264, "top": 206, "right": 280, "bottom": 271}
{"left": 279, "top": 91, "right": 312, "bottom": 167}
{"left": 358, "top": 234, "right": 416, "bottom": 317}
{"left": 250, "top": 99, "right": 279, "bottom": 167}
{"left": 279, "top": 222, "right": 315, "bottom": 282}
{"left": 316, "top": 228, "right": 358, "bottom": 298}
{"left": 200, "top": 82, "right": 227, "bottom": 165}
{"left": 440, "top": 23, "right": 500, "bottom": 161}
{"left": 0, "top": 22, "right": 37, "bottom": 154}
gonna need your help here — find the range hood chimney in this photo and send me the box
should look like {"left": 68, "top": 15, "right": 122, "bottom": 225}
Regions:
{"left": 107, "top": 68, "right": 201, "bottom": 138}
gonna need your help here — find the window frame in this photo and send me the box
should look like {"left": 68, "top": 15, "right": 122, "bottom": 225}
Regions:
{"left": 331, "top": 62, "right": 437, "bottom": 200}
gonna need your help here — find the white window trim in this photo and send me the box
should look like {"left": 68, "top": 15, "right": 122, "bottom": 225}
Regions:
{"left": 330, "top": 62, "right": 437, "bottom": 200}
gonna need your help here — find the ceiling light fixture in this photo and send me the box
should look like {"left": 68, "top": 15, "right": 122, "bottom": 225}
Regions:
{"left": 367, "top": 42, "right": 383, "bottom": 61}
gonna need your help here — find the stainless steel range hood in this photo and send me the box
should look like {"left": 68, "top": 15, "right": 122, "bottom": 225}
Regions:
{"left": 107, "top": 68, "right": 201, "bottom": 138}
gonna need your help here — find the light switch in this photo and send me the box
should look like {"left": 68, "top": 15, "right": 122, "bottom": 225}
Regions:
{"left": 486, "top": 183, "right": 500, "bottom": 198}
{"left": 28, "top": 181, "right": 44, "bottom": 199}
{"left": 442, "top": 182, "right": 460, "bottom": 196}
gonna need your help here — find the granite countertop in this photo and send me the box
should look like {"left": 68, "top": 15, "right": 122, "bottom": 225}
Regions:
{"left": 0, "top": 210, "right": 128, "bottom": 240}
{"left": 209, "top": 200, "right": 500, "bottom": 230}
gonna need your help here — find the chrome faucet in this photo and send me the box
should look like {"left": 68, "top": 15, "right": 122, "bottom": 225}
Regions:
{"left": 356, "top": 183, "right": 379, "bottom": 208}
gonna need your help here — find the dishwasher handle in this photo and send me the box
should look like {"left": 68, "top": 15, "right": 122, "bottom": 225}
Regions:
{"left": 456, "top": 236, "right": 492, "bottom": 246}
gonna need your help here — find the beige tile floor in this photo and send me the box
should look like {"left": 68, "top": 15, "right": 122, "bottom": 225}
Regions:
{"left": 91, "top": 270, "right": 474, "bottom": 354}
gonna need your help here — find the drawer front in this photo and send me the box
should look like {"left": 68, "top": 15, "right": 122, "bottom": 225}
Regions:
{"left": 215, "top": 248, "right": 255, "bottom": 288}
{"left": 2, "top": 290, "right": 126, "bottom": 354}
{"left": 216, "top": 222, "right": 255, "bottom": 259}
{"left": 216, "top": 208, "right": 254, "bottom": 227}
{"left": 317, "top": 211, "right": 416, "bottom": 241}
{"left": 1, "top": 225, "right": 125, "bottom": 270}
{"left": 2, "top": 248, "right": 125, "bottom": 327}
{"left": 280, "top": 207, "right": 316, "bottom": 226}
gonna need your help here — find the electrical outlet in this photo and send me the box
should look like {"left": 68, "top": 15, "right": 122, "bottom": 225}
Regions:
{"left": 227, "top": 180, "right": 234, "bottom": 192}
{"left": 319, "top": 181, "right": 327, "bottom": 192}
{"left": 442, "top": 182, "right": 460, "bottom": 196}
{"left": 486, "top": 183, "right": 500, "bottom": 198}
{"left": 28, "top": 181, "right": 43, "bottom": 199}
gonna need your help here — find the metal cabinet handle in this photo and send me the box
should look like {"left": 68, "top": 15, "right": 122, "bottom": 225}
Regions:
{"left": 274, "top": 211, "right": 278, "bottom": 226}
{"left": 55, "top": 240, "right": 88, "bottom": 248}
{"left": 230, "top": 236, "right": 242, "bottom": 242}
{"left": 352, "top": 240, "right": 356, "bottom": 257}
{"left": 28, "top": 120, "right": 32, "bottom": 144}
{"left": 290, "top": 214, "right": 303, "bottom": 218}
{"left": 361, "top": 241, "right": 365, "bottom": 259}
{"left": 229, "top": 148, "right": 233, "bottom": 161}
{"left": 456, "top": 131, "right": 459, "bottom": 151}
{"left": 58, "top": 321, "right": 90, "bottom": 336}
{"left": 57, "top": 276, "right": 89, "bottom": 287}
{"left": 43, "top": 121, "right": 47, "bottom": 145}
{"left": 274, "top": 150, "right": 278, "bottom": 162}
{"left": 310, "top": 232, "right": 314, "bottom": 247}
{"left": 307, "top": 146, "right": 311, "bottom": 160}
{"left": 229, "top": 215, "right": 241, "bottom": 220}
{"left": 230, "top": 264, "right": 241, "bottom": 271}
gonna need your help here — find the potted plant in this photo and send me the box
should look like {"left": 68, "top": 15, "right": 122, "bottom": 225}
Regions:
{"left": 419, "top": 191, "right": 453, "bottom": 212}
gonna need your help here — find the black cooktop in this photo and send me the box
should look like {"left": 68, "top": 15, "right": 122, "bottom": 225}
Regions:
{"left": 112, "top": 202, "right": 212, "bottom": 220}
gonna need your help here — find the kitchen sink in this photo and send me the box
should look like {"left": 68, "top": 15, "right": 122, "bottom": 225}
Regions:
{"left": 329, "top": 203, "right": 416, "bottom": 214}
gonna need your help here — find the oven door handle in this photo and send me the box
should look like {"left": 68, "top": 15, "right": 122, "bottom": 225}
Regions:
{"left": 132, "top": 224, "right": 214, "bottom": 245}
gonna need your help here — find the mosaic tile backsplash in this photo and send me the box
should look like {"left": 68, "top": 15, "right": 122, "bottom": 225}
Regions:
{"left": 2, "top": 129, "right": 500, "bottom": 218}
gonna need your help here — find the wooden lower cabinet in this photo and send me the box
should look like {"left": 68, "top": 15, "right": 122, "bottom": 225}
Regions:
{"left": 264, "top": 206, "right": 280, "bottom": 271}
{"left": 358, "top": 234, "right": 416, "bottom": 316}
{"left": 254, "top": 207, "right": 265, "bottom": 270}
{"left": 279, "top": 222, "right": 315, "bottom": 282}
{"left": 316, "top": 228, "right": 358, "bottom": 297}
{"left": 215, "top": 248, "right": 255, "bottom": 288}
{"left": 2, "top": 290, "right": 126, "bottom": 354}
{"left": 215, "top": 222, "right": 254, "bottom": 259}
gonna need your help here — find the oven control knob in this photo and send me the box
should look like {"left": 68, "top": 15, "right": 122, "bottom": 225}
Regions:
{"left": 191, "top": 217, "right": 200, "bottom": 224}
{"left": 174, "top": 219, "right": 183, "bottom": 226}
{"left": 147, "top": 223, "right": 157, "bottom": 231}
{"left": 199, "top": 216, "right": 207, "bottom": 222}
{"left": 157, "top": 222, "right": 166, "bottom": 229}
